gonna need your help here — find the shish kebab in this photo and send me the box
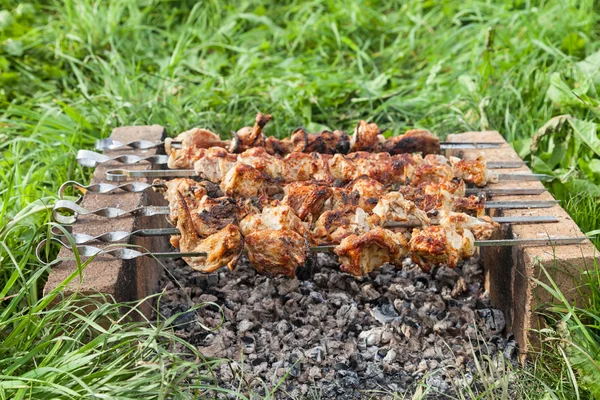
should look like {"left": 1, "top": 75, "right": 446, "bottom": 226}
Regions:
{"left": 105, "top": 148, "right": 550, "bottom": 188}
{"left": 95, "top": 112, "right": 503, "bottom": 155}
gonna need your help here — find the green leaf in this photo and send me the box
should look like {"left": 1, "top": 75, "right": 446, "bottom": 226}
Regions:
{"left": 561, "top": 32, "right": 586, "bottom": 56}
{"left": 569, "top": 118, "right": 600, "bottom": 158}
{"left": 531, "top": 155, "right": 555, "bottom": 176}
{"left": 0, "top": 10, "right": 14, "bottom": 31}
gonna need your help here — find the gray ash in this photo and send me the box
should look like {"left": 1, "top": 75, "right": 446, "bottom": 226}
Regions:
{"left": 154, "top": 254, "right": 517, "bottom": 398}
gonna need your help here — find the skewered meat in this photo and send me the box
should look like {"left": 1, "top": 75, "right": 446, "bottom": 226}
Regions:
{"left": 351, "top": 120, "right": 383, "bottom": 152}
{"left": 239, "top": 205, "right": 308, "bottom": 237}
{"left": 410, "top": 158, "right": 454, "bottom": 186}
{"left": 380, "top": 129, "right": 441, "bottom": 155}
{"left": 192, "top": 147, "right": 238, "bottom": 182}
{"left": 220, "top": 164, "right": 281, "bottom": 198}
{"left": 166, "top": 128, "right": 227, "bottom": 153}
{"left": 232, "top": 112, "right": 272, "bottom": 152}
{"left": 409, "top": 225, "right": 475, "bottom": 271}
{"left": 335, "top": 227, "right": 409, "bottom": 276}
{"left": 283, "top": 152, "right": 333, "bottom": 182}
{"left": 173, "top": 193, "right": 243, "bottom": 272}
{"left": 452, "top": 193, "right": 485, "bottom": 217}
{"left": 154, "top": 178, "right": 208, "bottom": 223}
{"left": 282, "top": 181, "right": 333, "bottom": 221}
{"left": 345, "top": 176, "right": 386, "bottom": 212}
{"left": 244, "top": 229, "right": 307, "bottom": 278}
{"left": 311, "top": 206, "right": 381, "bottom": 245}
{"left": 372, "top": 192, "right": 430, "bottom": 226}
{"left": 439, "top": 211, "right": 499, "bottom": 240}
{"left": 450, "top": 156, "right": 499, "bottom": 187}
{"left": 237, "top": 147, "right": 287, "bottom": 179}
{"left": 299, "top": 129, "right": 351, "bottom": 154}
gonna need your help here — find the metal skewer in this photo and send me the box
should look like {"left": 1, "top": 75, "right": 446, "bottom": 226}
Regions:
{"left": 78, "top": 149, "right": 522, "bottom": 169}
{"left": 105, "top": 168, "right": 553, "bottom": 183}
{"left": 49, "top": 215, "right": 560, "bottom": 245}
{"left": 37, "top": 235, "right": 591, "bottom": 264}
{"left": 76, "top": 150, "right": 168, "bottom": 167}
{"left": 52, "top": 199, "right": 560, "bottom": 225}
{"left": 96, "top": 137, "right": 505, "bottom": 152}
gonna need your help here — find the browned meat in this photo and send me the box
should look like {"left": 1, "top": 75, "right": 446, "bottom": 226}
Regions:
{"left": 345, "top": 176, "right": 386, "bottom": 212}
{"left": 298, "top": 130, "right": 351, "bottom": 154}
{"left": 237, "top": 147, "right": 287, "bottom": 179}
{"left": 450, "top": 156, "right": 498, "bottom": 187}
{"left": 335, "top": 227, "right": 408, "bottom": 276}
{"left": 409, "top": 162, "right": 454, "bottom": 186}
{"left": 283, "top": 152, "right": 333, "bottom": 182}
{"left": 232, "top": 112, "right": 272, "bottom": 152}
{"left": 282, "top": 181, "right": 333, "bottom": 221}
{"left": 408, "top": 225, "right": 475, "bottom": 271}
{"left": 239, "top": 205, "right": 308, "bottom": 237}
{"left": 372, "top": 192, "right": 430, "bottom": 225}
{"left": 440, "top": 211, "right": 499, "bottom": 240}
{"left": 245, "top": 229, "right": 307, "bottom": 278}
{"left": 220, "top": 164, "right": 281, "bottom": 198}
{"left": 265, "top": 136, "right": 292, "bottom": 156}
{"left": 452, "top": 193, "right": 485, "bottom": 217}
{"left": 167, "top": 128, "right": 228, "bottom": 152}
{"left": 192, "top": 147, "right": 238, "bottom": 182}
{"left": 311, "top": 206, "right": 381, "bottom": 245}
{"left": 351, "top": 120, "right": 383, "bottom": 152}
{"left": 380, "top": 129, "right": 441, "bottom": 155}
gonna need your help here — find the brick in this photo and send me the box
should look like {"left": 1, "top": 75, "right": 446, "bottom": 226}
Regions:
{"left": 44, "top": 126, "right": 169, "bottom": 318}
{"left": 446, "top": 131, "right": 598, "bottom": 357}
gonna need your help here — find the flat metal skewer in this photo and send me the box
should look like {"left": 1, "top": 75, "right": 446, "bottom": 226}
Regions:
{"left": 76, "top": 150, "right": 168, "bottom": 167}
{"left": 105, "top": 168, "right": 553, "bottom": 183}
{"left": 38, "top": 236, "right": 590, "bottom": 264}
{"left": 50, "top": 215, "right": 560, "bottom": 245}
{"left": 96, "top": 137, "right": 504, "bottom": 152}
{"left": 52, "top": 199, "right": 559, "bottom": 225}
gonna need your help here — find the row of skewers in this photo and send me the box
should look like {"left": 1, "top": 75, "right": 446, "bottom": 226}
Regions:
{"left": 45, "top": 114, "right": 588, "bottom": 279}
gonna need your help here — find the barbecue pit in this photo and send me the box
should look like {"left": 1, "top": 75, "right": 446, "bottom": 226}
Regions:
{"left": 43, "top": 122, "right": 597, "bottom": 397}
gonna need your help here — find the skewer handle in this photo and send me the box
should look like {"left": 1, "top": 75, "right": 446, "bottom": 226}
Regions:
{"left": 106, "top": 169, "right": 197, "bottom": 182}
{"left": 58, "top": 180, "right": 155, "bottom": 203}
{"left": 95, "top": 138, "right": 163, "bottom": 151}
{"left": 52, "top": 200, "right": 169, "bottom": 225}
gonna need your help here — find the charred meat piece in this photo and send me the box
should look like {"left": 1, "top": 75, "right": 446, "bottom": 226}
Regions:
{"left": 351, "top": 120, "right": 383, "bottom": 152}
{"left": 239, "top": 205, "right": 308, "bottom": 237}
{"left": 345, "top": 176, "right": 386, "bottom": 212}
{"left": 283, "top": 152, "right": 333, "bottom": 182}
{"left": 166, "top": 128, "right": 228, "bottom": 154}
{"left": 282, "top": 181, "right": 333, "bottom": 221}
{"left": 245, "top": 229, "right": 307, "bottom": 278}
{"left": 409, "top": 225, "right": 475, "bottom": 271}
{"left": 299, "top": 130, "right": 351, "bottom": 154}
{"left": 192, "top": 147, "right": 238, "bottom": 182}
{"left": 174, "top": 194, "right": 243, "bottom": 272}
{"left": 237, "top": 147, "right": 287, "bottom": 180}
{"left": 450, "top": 156, "right": 498, "bottom": 187}
{"left": 220, "top": 164, "right": 281, "bottom": 198}
{"left": 409, "top": 155, "right": 454, "bottom": 186}
{"left": 440, "top": 211, "right": 499, "bottom": 240}
{"left": 372, "top": 192, "right": 430, "bottom": 226}
{"left": 452, "top": 193, "right": 485, "bottom": 217}
{"left": 232, "top": 112, "right": 272, "bottom": 152}
{"left": 335, "top": 227, "right": 408, "bottom": 277}
{"left": 154, "top": 178, "right": 208, "bottom": 223}
{"left": 168, "top": 145, "right": 208, "bottom": 169}
{"left": 380, "top": 129, "right": 441, "bottom": 155}
{"left": 311, "top": 206, "right": 381, "bottom": 245}
{"left": 265, "top": 136, "right": 293, "bottom": 156}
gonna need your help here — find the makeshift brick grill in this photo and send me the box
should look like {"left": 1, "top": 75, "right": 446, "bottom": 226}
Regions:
{"left": 42, "top": 116, "right": 597, "bottom": 396}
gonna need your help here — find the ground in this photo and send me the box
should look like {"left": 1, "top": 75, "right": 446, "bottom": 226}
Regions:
{"left": 0, "top": 1, "right": 599, "bottom": 399}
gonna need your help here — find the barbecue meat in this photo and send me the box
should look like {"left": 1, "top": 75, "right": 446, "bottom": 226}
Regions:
{"left": 154, "top": 178, "right": 208, "bottom": 223}
{"left": 450, "top": 156, "right": 498, "bottom": 187}
{"left": 372, "top": 192, "right": 430, "bottom": 225}
{"left": 409, "top": 160, "right": 454, "bottom": 186}
{"left": 167, "top": 128, "right": 227, "bottom": 152}
{"left": 175, "top": 197, "right": 243, "bottom": 273}
{"left": 452, "top": 193, "right": 485, "bottom": 217}
{"left": 168, "top": 145, "right": 207, "bottom": 169}
{"left": 345, "top": 176, "right": 386, "bottom": 212}
{"left": 265, "top": 136, "right": 292, "bottom": 156}
{"left": 440, "top": 211, "right": 499, "bottom": 240}
{"left": 245, "top": 229, "right": 307, "bottom": 278}
{"left": 192, "top": 147, "right": 238, "bottom": 182}
{"left": 237, "top": 147, "right": 287, "bottom": 180}
{"left": 220, "top": 164, "right": 281, "bottom": 197}
{"left": 282, "top": 182, "right": 333, "bottom": 221}
{"left": 409, "top": 225, "right": 475, "bottom": 271}
{"left": 335, "top": 227, "right": 408, "bottom": 276}
{"left": 239, "top": 205, "right": 308, "bottom": 237}
{"left": 380, "top": 129, "right": 441, "bottom": 155}
{"left": 351, "top": 120, "right": 383, "bottom": 152}
{"left": 283, "top": 152, "right": 333, "bottom": 182}
{"left": 311, "top": 206, "right": 381, "bottom": 245}
{"left": 233, "top": 112, "right": 272, "bottom": 152}
{"left": 301, "top": 130, "right": 351, "bottom": 154}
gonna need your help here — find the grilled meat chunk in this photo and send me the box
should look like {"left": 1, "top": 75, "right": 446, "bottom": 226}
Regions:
{"left": 335, "top": 227, "right": 408, "bottom": 276}
{"left": 372, "top": 192, "right": 430, "bottom": 226}
{"left": 351, "top": 120, "right": 383, "bottom": 152}
{"left": 409, "top": 160, "right": 454, "bottom": 186}
{"left": 452, "top": 193, "right": 485, "bottom": 217}
{"left": 380, "top": 129, "right": 441, "bottom": 155}
{"left": 282, "top": 182, "right": 333, "bottom": 221}
{"left": 311, "top": 206, "right": 380, "bottom": 245}
{"left": 345, "top": 176, "right": 386, "bottom": 212}
{"left": 302, "top": 130, "right": 351, "bottom": 154}
{"left": 220, "top": 164, "right": 281, "bottom": 197}
{"left": 237, "top": 147, "right": 287, "bottom": 179}
{"left": 440, "top": 211, "right": 499, "bottom": 240}
{"left": 409, "top": 225, "right": 475, "bottom": 271}
{"left": 192, "top": 147, "right": 238, "bottom": 182}
{"left": 283, "top": 152, "right": 333, "bottom": 182}
{"left": 450, "top": 156, "right": 499, "bottom": 187}
{"left": 245, "top": 229, "right": 307, "bottom": 278}
{"left": 232, "top": 112, "right": 272, "bottom": 152}
{"left": 166, "top": 128, "right": 227, "bottom": 153}
{"left": 239, "top": 205, "right": 308, "bottom": 237}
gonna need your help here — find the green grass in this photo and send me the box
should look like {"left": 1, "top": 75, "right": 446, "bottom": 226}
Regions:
{"left": 1, "top": 0, "right": 600, "bottom": 398}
